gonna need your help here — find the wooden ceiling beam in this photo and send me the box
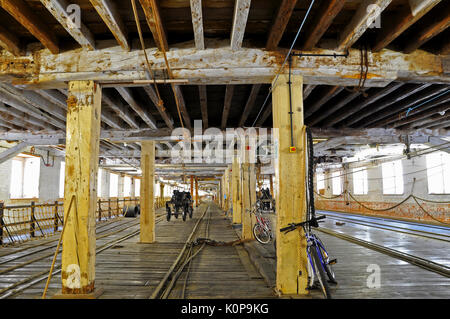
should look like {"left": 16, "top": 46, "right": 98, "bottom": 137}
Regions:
{"left": 325, "top": 82, "right": 403, "bottom": 127}
{"left": 239, "top": 84, "right": 261, "bottom": 127}
{"left": 265, "top": 0, "right": 298, "bottom": 50}
{"left": 255, "top": 101, "right": 272, "bottom": 127}
{"left": 190, "top": 0, "right": 205, "bottom": 50}
{"left": 142, "top": 85, "right": 174, "bottom": 130}
{"left": 392, "top": 101, "right": 450, "bottom": 129}
{"left": 0, "top": 102, "right": 47, "bottom": 129}
{"left": 172, "top": 85, "right": 192, "bottom": 130}
{"left": 305, "top": 85, "right": 344, "bottom": 118}
{"left": 89, "top": 0, "right": 130, "bottom": 51}
{"left": 372, "top": 0, "right": 441, "bottom": 52}
{"left": 336, "top": 0, "right": 392, "bottom": 51}
{"left": 0, "top": 0, "right": 59, "bottom": 54}
{"left": 139, "top": 0, "right": 169, "bottom": 51}
{"left": 35, "top": 89, "right": 67, "bottom": 110}
{"left": 116, "top": 87, "right": 157, "bottom": 130}
{"left": 403, "top": 5, "right": 450, "bottom": 53}
{"left": 342, "top": 83, "right": 431, "bottom": 127}
{"left": 303, "top": 85, "right": 316, "bottom": 100}
{"left": 230, "top": 0, "right": 251, "bottom": 50}
{"left": 221, "top": 85, "right": 234, "bottom": 130}
{"left": 308, "top": 90, "right": 362, "bottom": 126}
{"left": 300, "top": 0, "right": 346, "bottom": 50}
{"left": 0, "top": 24, "right": 22, "bottom": 56}
{"left": 40, "top": 0, "right": 95, "bottom": 50}
{"left": 199, "top": 85, "right": 208, "bottom": 128}
{"left": 365, "top": 85, "right": 450, "bottom": 127}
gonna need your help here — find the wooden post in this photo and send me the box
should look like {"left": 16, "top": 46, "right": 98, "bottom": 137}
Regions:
{"left": 98, "top": 200, "right": 102, "bottom": 222}
{"left": 108, "top": 198, "right": 111, "bottom": 219}
{"left": 190, "top": 175, "right": 194, "bottom": 198}
{"left": 272, "top": 73, "right": 308, "bottom": 295}
{"left": 116, "top": 197, "right": 120, "bottom": 217}
{"left": 30, "top": 201, "right": 35, "bottom": 238}
{"left": 0, "top": 202, "right": 4, "bottom": 245}
{"left": 241, "top": 138, "right": 256, "bottom": 240}
{"left": 269, "top": 174, "right": 274, "bottom": 196}
{"left": 195, "top": 176, "right": 199, "bottom": 207}
{"left": 53, "top": 201, "right": 59, "bottom": 232}
{"left": 61, "top": 80, "right": 102, "bottom": 296}
{"left": 232, "top": 155, "right": 242, "bottom": 224}
{"left": 160, "top": 183, "right": 165, "bottom": 207}
{"left": 140, "top": 141, "right": 155, "bottom": 243}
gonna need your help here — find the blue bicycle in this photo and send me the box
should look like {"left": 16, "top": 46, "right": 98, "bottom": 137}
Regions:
{"left": 280, "top": 215, "right": 337, "bottom": 299}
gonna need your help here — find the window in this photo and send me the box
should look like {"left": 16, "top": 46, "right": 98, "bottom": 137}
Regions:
{"left": 109, "top": 173, "right": 118, "bottom": 197}
{"left": 382, "top": 160, "right": 404, "bottom": 195}
{"left": 135, "top": 178, "right": 140, "bottom": 197}
{"left": 331, "top": 171, "right": 342, "bottom": 195}
{"left": 316, "top": 172, "right": 325, "bottom": 191}
{"left": 426, "top": 151, "right": 450, "bottom": 194}
{"left": 353, "top": 167, "right": 368, "bottom": 195}
{"left": 59, "top": 162, "right": 65, "bottom": 198}
{"left": 10, "top": 155, "right": 40, "bottom": 199}
{"left": 97, "top": 169, "right": 103, "bottom": 197}
{"left": 123, "top": 176, "right": 131, "bottom": 197}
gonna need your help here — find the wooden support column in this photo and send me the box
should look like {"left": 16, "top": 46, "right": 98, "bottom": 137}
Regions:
{"left": 160, "top": 183, "right": 165, "bottom": 203}
{"left": 61, "top": 80, "right": 101, "bottom": 296}
{"left": 190, "top": 175, "right": 194, "bottom": 198}
{"left": 232, "top": 155, "right": 242, "bottom": 224}
{"left": 241, "top": 139, "right": 256, "bottom": 240}
{"left": 272, "top": 74, "right": 308, "bottom": 295}
{"left": 195, "top": 176, "right": 199, "bottom": 207}
{"left": 140, "top": 141, "right": 155, "bottom": 243}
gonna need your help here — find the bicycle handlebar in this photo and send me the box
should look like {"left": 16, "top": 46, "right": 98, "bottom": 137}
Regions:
{"left": 280, "top": 215, "right": 326, "bottom": 233}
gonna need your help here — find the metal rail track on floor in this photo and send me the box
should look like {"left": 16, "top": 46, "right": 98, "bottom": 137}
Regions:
{"left": 323, "top": 214, "right": 450, "bottom": 243}
{"left": 0, "top": 214, "right": 166, "bottom": 299}
{"left": 317, "top": 227, "right": 450, "bottom": 278}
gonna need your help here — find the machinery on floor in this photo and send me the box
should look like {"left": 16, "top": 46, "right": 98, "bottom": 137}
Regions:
{"left": 166, "top": 190, "right": 194, "bottom": 222}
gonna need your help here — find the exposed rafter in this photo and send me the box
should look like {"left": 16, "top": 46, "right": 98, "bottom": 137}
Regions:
{"left": 190, "top": 0, "right": 205, "bottom": 50}
{"left": 265, "top": 0, "right": 298, "bottom": 50}
{"left": 230, "top": 0, "right": 251, "bottom": 51}
{"left": 116, "top": 87, "right": 157, "bottom": 130}
{"left": 239, "top": 84, "right": 261, "bottom": 127}
{"left": 199, "top": 85, "right": 208, "bottom": 128}
{"left": 305, "top": 86, "right": 343, "bottom": 118}
{"left": 0, "top": 24, "right": 22, "bottom": 56}
{"left": 139, "top": 0, "right": 169, "bottom": 51}
{"left": 372, "top": 0, "right": 441, "bottom": 52}
{"left": 142, "top": 85, "right": 174, "bottom": 130}
{"left": 40, "top": 0, "right": 95, "bottom": 50}
{"left": 0, "top": 0, "right": 59, "bottom": 54}
{"left": 221, "top": 85, "right": 234, "bottom": 130}
{"left": 89, "top": 0, "right": 130, "bottom": 51}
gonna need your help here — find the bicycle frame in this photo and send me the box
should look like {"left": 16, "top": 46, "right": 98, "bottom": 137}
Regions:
{"left": 302, "top": 226, "right": 330, "bottom": 287}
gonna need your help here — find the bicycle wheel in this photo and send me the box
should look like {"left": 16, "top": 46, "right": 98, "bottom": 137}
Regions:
{"left": 253, "top": 224, "right": 271, "bottom": 244}
{"left": 319, "top": 246, "right": 337, "bottom": 284}
{"left": 310, "top": 245, "right": 332, "bottom": 299}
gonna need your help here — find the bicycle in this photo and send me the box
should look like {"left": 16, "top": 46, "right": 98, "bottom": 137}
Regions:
{"left": 280, "top": 215, "right": 337, "bottom": 299}
{"left": 248, "top": 200, "right": 273, "bottom": 244}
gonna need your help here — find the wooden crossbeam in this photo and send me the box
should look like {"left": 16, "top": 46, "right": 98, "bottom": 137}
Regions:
{"left": 139, "top": 0, "right": 169, "bottom": 51}
{"left": 239, "top": 84, "right": 261, "bottom": 127}
{"left": 230, "top": 0, "right": 251, "bottom": 50}
{"left": 8, "top": 41, "right": 448, "bottom": 88}
{"left": 265, "top": 0, "right": 298, "bottom": 50}
{"left": 40, "top": 0, "right": 95, "bottom": 50}
{"left": 0, "top": 142, "right": 30, "bottom": 165}
{"left": 116, "top": 87, "right": 157, "bottom": 129}
{"left": 403, "top": 5, "right": 450, "bottom": 53}
{"left": 199, "top": 85, "right": 208, "bottom": 128}
{"left": 341, "top": 83, "right": 431, "bottom": 127}
{"left": 0, "top": 102, "right": 46, "bottom": 129}
{"left": 372, "top": 0, "right": 441, "bottom": 52}
{"left": 303, "top": 84, "right": 316, "bottom": 100}
{"left": 102, "top": 92, "right": 139, "bottom": 129}
{"left": 89, "top": 0, "right": 130, "bottom": 51}
{"left": 190, "top": 0, "right": 205, "bottom": 50}
{"left": 35, "top": 89, "right": 67, "bottom": 110}
{"left": 300, "top": 0, "right": 346, "bottom": 50}
{"left": 221, "top": 85, "right": 235, "bottom": 129}
{"left": 255, "top": 101, "right": 272, "bottom": 127}
{"left": 336, "top": 0, "right": 392, "bottom": 51}
{"left": 391, "top": 99, "right": 450, "bottom": 128}
{"left": 0, "top": 0, "right": 59, "bottom": 54}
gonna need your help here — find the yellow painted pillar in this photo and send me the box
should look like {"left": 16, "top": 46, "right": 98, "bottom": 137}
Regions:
{"left": 269, "top": 174, "right": 274, "bottom": 196}
{"left": 160, "top": 183, "right": 165, "bottom": 207}
{"left": 140, "top": 141, "right": 155, "bottom": 243}
{"left": 224, "top": 168, "right": 229, "bottom": 212}
{"left": 241, "top": 138, "right": 256, "bottom": 240}
{"left": 61, "top": 80, "right": 101, "bottom": 295}
{"left": 190, "top": 175, "right": 194, "bottom": 198}
{"left": 273, "top": 74, "right": 308, "bottom": 295}
{"left": 232, "top": 155, "right": 242, "bottom": 224}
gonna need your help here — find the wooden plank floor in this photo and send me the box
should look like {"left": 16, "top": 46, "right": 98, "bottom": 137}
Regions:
{"left": 6, "top": 202, "right": 275, "bottom": 299}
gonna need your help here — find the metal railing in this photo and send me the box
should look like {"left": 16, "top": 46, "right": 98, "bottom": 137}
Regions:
{"left": 0, "top": 196, "right": 168, "bottom": 246}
